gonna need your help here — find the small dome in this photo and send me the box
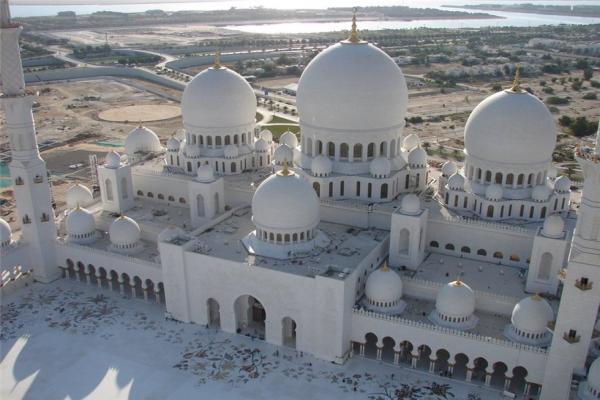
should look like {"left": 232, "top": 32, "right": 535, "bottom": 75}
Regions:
{"left": 167, "top": 137, "right": 180, "bottom": 151}
{"left": 441, "top": 161, "right": 457, "bottom": 177}
{"left": 274, "top": 143, "right": 293, "bottom": 164}
{"left": 436, "top": 280, "right": 476, "bottom": 319}
{"left": 255, "top": 138, "right": 269, "bottom": 152}
{"left": 403, "top": 133, "right": 421, "bottom": 152}
{"left": 260, "top": 130, "right": 273, "bottom": 143}
{"left": 0, "top": 217, "right": 12, "bottom": 248}
{"left": 181, "top": 141, "right": 201, "bottom": 158}
{"left": 554, "top": 175, "right": 571, "bottom": 193}
{"left": 157, "top": 226, "right": 185, "bottom": 243}
{"left": 66, "top": 206, "right": 96, "bottom": 237}
{"left": 280, "top": 131, "right": 298, "bottom": 148}
{"left": 311, "top": 155, "right": 333, "bottom": 177}
{"left": 588, "top": 358, "right": 600, "bottom": 393}
{"left": 109, "top": 216, "right": 141, "bottom": 247}
{"left": 224, "top": 144, "right": 239, "bottom": 159}
{"left": 105, "top": 151, "right": 121, "bottom": 169}
{"left": 66, "top": 183, "right": 93, "bottom": 209}
{"left": 365, "top": 266, "right": 403, "bottom": 307}
{"left": 447, "top": 173, "right": 465, "bottom": 191}
{"left": 511, "top": 295, "right": 554, "bottom": 335}
{"left": 401, "top": 194, "right": 421, "bottom": 215}
{"left": 408, "top": 147, "right": 427, "bottom": 167}
{"left": 485, "top": 184, "right": 503, "bottom": 201}
{"left": 196, "top": 164, "right": 215, "bottom": 182}
{"left": 532, "top": 184, "right": 552, "bottom": 202}
{"left": 252, "top": 170, "right": 319, "bottom": 232}
{"left": 542, "top": 214, "right": 565, "bottom": 238}
{"left": 124, "top": 125, "right": 162, "bottom": 156}
{"left": 370, "top": 157, "right": 391, "bottom": 178}
{"left": 182, "top": 66, "right": 256, "bottom": 130}
{"left": 239, "top": 144, "right": 252, "bottom": 155}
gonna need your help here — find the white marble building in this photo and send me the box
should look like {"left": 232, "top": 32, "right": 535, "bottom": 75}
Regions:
{"left": 2, "top": 3, "right": 600, "bottom": 398}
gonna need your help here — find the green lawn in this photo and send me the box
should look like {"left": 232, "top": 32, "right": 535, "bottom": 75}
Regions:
{"left": 263, "top": 124, "right": 300, "bottom": 141}
{"left": 269, "top": 115, "right": 296, "bottom": 124}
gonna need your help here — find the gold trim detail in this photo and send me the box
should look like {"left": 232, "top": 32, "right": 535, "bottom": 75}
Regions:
{"left": 348, "top": 8, "right": 359, "bottom": 43}
{"left": 510, "top": 65, "right": 521, "bottom": 92}
{"left": 214, "top": 50, "right": 221, "bottom": 69}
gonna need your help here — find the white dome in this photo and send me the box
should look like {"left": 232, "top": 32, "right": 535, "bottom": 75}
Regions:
{"left": 403, "top": 133, "right": 421, "bottom": 152}
{"left": 280, "top": 131, "right": 298, "bottom": 148}
{"left": 464, "top": 89, "right": 556, "bottom": 165}
{"left": 441, "top": 161, "right": 457, "bottom": 177}
{"left": 311, "top": 155, "right": 333, "bottom": 177}
{"left": 66, "top": 183, "right": 93, "bottom": 209}
{"left": 297, "top": 41, "right": 408, "bottom": 132}
{"left": 554, "top": 175, "right": 571, "bottom": 193}
{"left": 181, "top": 141, "right": 201, "bottom": 158}
{"left": 542, "top": 214, "right": 565, "bottom": 238}
{"left": 370, "top": 157, "right": 391, "bottom": 178}
{"left": 436, "top": 280, "right": 476, "bottom": 319}
{"left": 109, "top": 216, "right": 141, "bottom": 247}
{"left": 260, "top": 129, "right": 273, "bottom": 143}
{"left": 252, "top": 170, "right": 319, "bottom": 232}
{"left": 167, "top": 137, "right": 180, "bottom": 151}
{"left": 255, "top": 138, "right": 269, "bottom": 152}
{"left": 408, "top": 147, "right": 427, "bottom": 167}
{"left": 66, "top": 206, "right": 95, "bottom": 237}
{"left": 224, "top": 144, "right": 239, "bottom": 159}
{"left": 105, "top": 151, "right": 121, "bottom": 169}
{"left": 485, "top": 184, "right": 504, "bottom": 201}
{"left": 401, "top": 194, "right": 421, "bottom": 215}
{"left": 274, "top": 144, "right": 293, "bottom": 164}
{"left": 532, "top": 184, "right": 552, "bottom": 202}
{"left": 511, "top": 295, "right": 553, "bottom": 335}
{"left": 196, "top": 164, "right": 215, "bottom": 182}
{"left": 0, "top": 217, "right": 12, "bottom": 248}
{"left": 365, "top": 266, "right": 403, "bottom": 306}
{"left": 124, "top": 125, "right": 162, "bottom": 156}
{"left": 182, "top": 66, "right": 256, "bottom": 130}
{"left": 157, "top": 226, "right": 185, "bottom": 243}
{"left": 588, "top": 358, "right": 600, "bottom": 393}
{"left": 447, "top": 173, "right": 465, "bottom": 191}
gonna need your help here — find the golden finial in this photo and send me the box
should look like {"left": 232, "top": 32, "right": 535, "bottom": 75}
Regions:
{"left": 137, "top": 120, "right": 143, "bottom": 128}
{"left": 510, "top": 65, "right": 521, "bottom": 92}
{"left": 453, "top": 278, "right": 463, "bottom": 286}
{"left": 75, "top": 202, "right": 81, "bottom": 210}
{"left": 532, "top": 293, "right": 542, "bottom": 301}
{"left": 348, "top": 7, "right": 359, "bottom": 43}
{"left": 214, "top": 50, "right": 221, "bottom": 69}
{"left": 277, "top": 158, "right": 293, "bottom": 176}
{"left": 381, "top": 263, "right": 390, "bottom": 272}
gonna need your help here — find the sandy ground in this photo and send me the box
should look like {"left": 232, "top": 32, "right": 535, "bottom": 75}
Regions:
{"left": 98, "top": 104, "right": 181, "bottom": 122}
{"left": 0, "top": 278, "right": 510, "bottom": 400}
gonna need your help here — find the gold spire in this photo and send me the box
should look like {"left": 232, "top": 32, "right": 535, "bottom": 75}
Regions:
{"left": 75, "top": 202, "right": 81, "bottom": 210}
{"left": 214, "top": 50, "right": 221, "bottom": 69}
{"left": 510, "top": 65, "right": 521, "bottom": 92}
{"left": 532, "top": 293, "right": 542, "bottom": 301}
{"left": 277, "top": 158, "right": 293, "bottom": 176}
{"left": 381, "top": 263, "right": 390, "bottom": 272}
{"left": 348, "top": 7, "right": 359, "bottom": 43}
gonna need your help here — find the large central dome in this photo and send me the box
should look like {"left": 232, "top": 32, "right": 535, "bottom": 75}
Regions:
{"left": 296, "top": 41, "right": 408, "bottom": 132}
{"left": 181, "top": 65, "right": 256, "bottom": 130}
{"left": 464, "top": 88, "right": 556, "bottom": 165}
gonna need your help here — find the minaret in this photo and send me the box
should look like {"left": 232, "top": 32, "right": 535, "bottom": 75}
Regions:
{"left": 540, "top": 124, "right": 600, "bottom": 400}
{"left": 1, "top": 0, "right": 59, "bottom": 282}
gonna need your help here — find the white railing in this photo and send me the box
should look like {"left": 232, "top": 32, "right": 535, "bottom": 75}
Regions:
{"left": 433, "top": 213, "right": 535, "bottom": 234}
{"left": 352, "top": 308, "right": 548, "bottom": 354}
{"left": 57, "top": 239, "right": 161, "bottom": 269}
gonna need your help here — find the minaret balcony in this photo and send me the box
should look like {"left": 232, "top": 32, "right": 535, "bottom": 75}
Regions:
{"left": 563, "top": 330, "right": 581, "bottom": 344}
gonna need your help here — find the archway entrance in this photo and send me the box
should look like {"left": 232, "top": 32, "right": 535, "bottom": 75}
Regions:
{"left": 207, "top": 298, "right": 220, "bottom": 328}
{"left": 234, "top": 295, "right": 266, "bottom": 340}
{"left": 282, "top": 317, "right": 297, "bottom": 348}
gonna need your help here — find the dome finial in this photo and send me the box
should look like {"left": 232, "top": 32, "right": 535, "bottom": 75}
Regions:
{"left": 277, "top": 158, "right": 293, "bottom": 176}
{"left": 381, "top": 262, "right": 389, "bottom": 272}
{"left": 214, "top": 49, "right": 221, "bottom": 69}
{"left": 510, "top": 65, "right": 521, "bottom": 92}
{"left": 348, "top": 7, "right": 359, "bottom": 43}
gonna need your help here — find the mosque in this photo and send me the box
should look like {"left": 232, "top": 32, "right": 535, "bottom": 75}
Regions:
{"left": 2, "top": 2, "right": 600, "bottom": 398}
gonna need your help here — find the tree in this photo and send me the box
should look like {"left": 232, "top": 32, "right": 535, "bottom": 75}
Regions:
{"left": 583, "top": 68, "right": 593, "bottom": 81}
{"left": 559, "top": 115, "right": 572, "bottom": 127}
{"left": 570, "top": 116, "right": 596, "bottom": 137}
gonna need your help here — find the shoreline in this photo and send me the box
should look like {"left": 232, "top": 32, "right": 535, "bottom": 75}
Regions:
{"left": 445, "top": 5, "right": 600, "bottom": 18}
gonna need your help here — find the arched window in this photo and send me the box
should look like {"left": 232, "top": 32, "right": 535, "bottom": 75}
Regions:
{"left": 187, "top": 161, "right": 192, "bottom": 172}
{"left": 517, "top": 174, "right": 524, "bottom": 186}
{"left": 380, "top": 183, "right": 388, "bottom": 199}
{"left": 367, "top": 143, "right": 375, "bottom": 158}
{"left": 495, "top": 172, "right": 503, "bottom": 184}
{"left": 215, "top": 136, "right": 222, "bottom": 146}
{"left": 540, "top": 207, "right": 547, "bottom": 219}
{"left": 158, "top": 194, "right": 164, "bottom": 200}
{"left": 137, "top": 190, "right": 143, "bottom": 196}
{"left": 461, "top": 246, "right": 471, "bottom": 254}
{"left": 487, "top": 205, "right": 494, "bottom": 218}
{"left": 493, "top": 251, "right": 503, "bottom": 259}
{"left": 313, "top": 182, "right": 320, "bottom": 197}
{"left": 328, "top": 142, "right": 335, "bottom": 157}
{"left": 356, "top": 181, "right": 361, "bottom": 196}
{"left": 234, "top": 134, "right": 239, "bottom": 145}
{"left": 231, "top": 162, "right": 237, "bottom": 173}
{"left": 179, "top": 197, "right": 186, "bottom": 204}
{"left": 328, "top": 182, "right": 333, "bottom": 197}
{"left": 105, "top": 179, "right": 113, "bottom": 201}
{"left": 477, "top": 249, "right": 487, "bottom": 256}
{"left": 340, "top": 143, "right": 349, "bottom": 159}
{"left": 510, "top": 254, "right": 520, "bottom": 262}
{"left": 207, "top": 136, "right": 213, "bottom": 146}
{"left": 485, "top": 171, "right": 492, "bottom": 183}
{"left": 340, "top": 181, "right": 345, "bottom": 196}
{"left": 147, "top": 192, "right": 154, "bottom": 198}
{"left": 317, "top": 140, "right": 323, "bottom": 155}
{"left": 445, "top": 243, "right": 455, "bottom": 251}
{"left": 224, "top": 135, "right": 231, "bottom": 145}
{"left": 430, "top": 241, "right": 439, "bottom": 248}
{"left": 353, "top": 143, "right": 362, "bottom": 159}
{"left": 379, "top": 141, "right": 387, "bottom": 156}
{"left": 168, "top": 195, "right": 175, "bottom": 201}
{"left": 367, "top": 183, "right": 372, "bottom": 198}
